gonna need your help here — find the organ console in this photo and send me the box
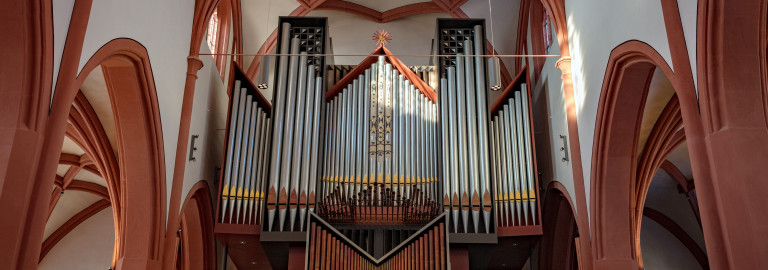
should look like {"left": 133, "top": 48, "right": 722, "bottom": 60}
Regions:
{"left": 215, "top": 17, "right": 542, "bottom": 269}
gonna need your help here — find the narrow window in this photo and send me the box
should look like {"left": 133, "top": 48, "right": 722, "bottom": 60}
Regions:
{"left": 543, "top": 13, "right": 553, "bottom": 52}
{"left": 206, "top": 9, "right": 219, "bottom": 53}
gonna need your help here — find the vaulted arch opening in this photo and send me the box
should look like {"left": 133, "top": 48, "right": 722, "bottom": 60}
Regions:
{"left": 539, "top": 182, "right": 579, "bottom": 270}
{"left": 591, "top": 41, "right": 705, "bottom": 270}
{"left": 43, "top": 38, "right": 166, "bottom": 269}
{"left": 173, "top": 181, "right": 216, "bottom": 270}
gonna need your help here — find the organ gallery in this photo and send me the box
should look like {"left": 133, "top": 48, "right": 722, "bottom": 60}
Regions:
{"left": 216, "top": 17, "right": 541, "bottom": 269}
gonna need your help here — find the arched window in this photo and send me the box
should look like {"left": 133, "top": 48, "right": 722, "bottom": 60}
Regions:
{"left": 204, "top": 1, "right": 233, "bottom": 79}
{"left": 206, "top": 9, "right": 219, "bottom": 53}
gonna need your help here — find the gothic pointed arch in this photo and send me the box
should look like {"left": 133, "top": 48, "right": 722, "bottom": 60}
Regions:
{"left": 174, "top": 181, "right": 216, "bottom": 270}
{"left": 50, "top": 38, "right": 167, "bottom": 269}
{"left": 539, "top": 181, "right": 579, "bottom": 270}
{"left": 591, "top": 40, "right": 701, "bottom": 269}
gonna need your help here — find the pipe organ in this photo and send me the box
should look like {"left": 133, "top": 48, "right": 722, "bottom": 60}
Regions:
{"left": 218, "top": 65, "right": 272, "bottom": 226}
{"left": 437, "top": 21, "right": 494, "bottom": 234}
{"left": 319, "top": 53, "right": 441, "bottom": 225}
{"left": 265, "top": 18, "right": 328, "bottom": 233}
{"left": 307, "top": 212, "right": 448, "bottom": 269}
{"left": 215, "top": 17, "right": 542, "bottom": 269}
{"left": 490, "top": 84, "right": 538, "bottom": 227}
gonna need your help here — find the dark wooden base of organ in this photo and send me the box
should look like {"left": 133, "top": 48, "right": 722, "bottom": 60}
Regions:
{"left": 306, "top": 212, "right": 449, "bottom": 269}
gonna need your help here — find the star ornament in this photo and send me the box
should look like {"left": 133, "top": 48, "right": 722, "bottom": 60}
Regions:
{"left": 372, "top": 30, "right": 392, "bottom": 47}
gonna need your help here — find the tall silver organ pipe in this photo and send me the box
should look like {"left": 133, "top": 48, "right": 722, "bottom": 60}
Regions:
{"left": 265, "top": 28, "right": 324, "bottom": 232}
{"left": 472, "top": 25, "right": 492, "bottom": 233}
{"left": 321, "top": 56, "right": 440, "bottom": 212}
{"left": 446, "top": 67, "right": 460, "bottom": 232}
{"left": 438, "top": 25, "right": 493, "bottom": 234}
{"left": 276, "top": 38, "right": 300, "bottom": 231}
{"left": 219, "top": 74, "right": 272, "bottom": 226}
{"left": 266, "top": 22, "right": 292, "bottom": 231}
{"left": 489, "top": 83, "right": 538, "bottom": 227}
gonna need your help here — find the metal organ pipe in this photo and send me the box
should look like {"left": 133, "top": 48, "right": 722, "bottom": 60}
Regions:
{"left": 500, "top": 106, "right": 515, "bottom": 226}
{"left": 234, "top": 99, "right": 255, "bottom": 224}
{"left": 490, "top": 119, "right": 504, "bottom": 227}
{"left": 439, "top": 78, "right": 450, "bottom": 219}
{"left": 220, "top": 83, "right": 242, "bottom": 222}
{"left": 354, "top": 75, "right": 363, "bottom": 198}
{"left": 250, "top": 110, "right": 267, "bottom": 224}
{"left": 446, "top": 67, "right": 460, "bottom": 232}
{"left": 262, "top": 29, "right": 325, "bottom": 231}
{"left": 472, "top": 25, "right": 492, "bottom": 232}
{"left": 317, "top": 57, "right": 439, "bottom": 224}
{"left": 289, "top": 53, "right": 309, "bottom": 231}
{"left": 507, "top": 100, "right": 523, "bottom": 225}
{"left": 351, "top": 78, "right": 360, "bottom": 197}
{"left": 220, "top": 73, "right": 274, "bottom": 227}
{"left": 267, "top": 23, "right": 292, "bottom": 231}
{"left": 334, "top": 92, "right": 342, "bottom": 195}
{"left": 243, "top": 106, "right": 260, "bottom": 224}
{"left": 521, "top": 85, "right": 536, "bottom": 224}
{"left": 341, "top": 82, "right": 349, "bottom": 197}
{"left": 396, "top": 74, "right": 405, "bottom": 204}
{"left": 299, "top": 64, "right": 316, "bottom": 230}
{"left": 363, "top": 68, "right": 371, "bottom": 191}
{"left": 455, "top": 54, "right": 470, "bottom": 232}
{"left": 484, "top": 84, "right": 539, "bottom": 228}
{"left": 230, "top": 93, "right": 251, "bottom": 224}
{"left": 276, "top": 38, "right": 301, "bottom": 231}
{"left": 309, "top": 76, "right": 323, "bottom": 216}
{"left": 384, "top": 64, "right": 392, "bottom": 190}
{"left": 324, "top": 98, "right": 336, "bottom": 199}
{"left": 368, "top": 64, "right": 377, "bottom": 193}
{"left": 512, "top": 96, "right": 529, "bottom": 225}
{"left": 463, "top": 41, "right": 481, "bottom": 232}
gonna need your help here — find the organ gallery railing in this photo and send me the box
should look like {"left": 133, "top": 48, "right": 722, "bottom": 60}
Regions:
{"left": 306, "top": 212, "right": 449, "bottom": 269}
{"left": 315, "top": 183, "right": 441, "bottom": 225}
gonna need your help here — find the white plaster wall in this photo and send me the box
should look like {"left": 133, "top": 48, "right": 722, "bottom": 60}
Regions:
{"left": 641, "top": 215, "right": 702, "bottom": 270}
{"left": 241, "top": 0, "right": 301, "bottom": 69}
{"left": 462, "top": 0, "right": 522, "bottom": 76}
{"left": 678, "top": 0, "right": 698, "bottom": 92}
{"left": 44, "top": 191, "right": 101, "bottom": 240}
{"left": 39, "top": 207, "right": 115, "bottom": 270}
{"left": 76, "top": 0, "right": 195, "bottom": 220}
{"left": 565, "top": 0, "right": 676, "bottom": 219}
{"left": 645, "top": 171, "right": 706, "bottom": 250}
{"left": 529, "top": 18, "right": 577, "bottom": 212}
{"left": 642, "top": 148, "right": 704, "bottom": 270}
{"left": 305, "top": 11, "right": 452, "bottom": 66}
{"left": 52, "top": 0, "right": 76, "bottom": 98}
{"left": 179, "top": 41, "right": 229, "bottom": 215}
{"left": 539, "top": 41, "right": 578, "bottom": 211}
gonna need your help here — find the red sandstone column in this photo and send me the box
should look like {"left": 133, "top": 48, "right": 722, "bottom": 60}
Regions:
{"left": 160, "top": 56, "right": 205, "bottom": 270}
{"left": 692, "top": 1, "right": 768, "bottom": 268}
{"left": 0, "top": 0, "right": 54, "bottom": 269}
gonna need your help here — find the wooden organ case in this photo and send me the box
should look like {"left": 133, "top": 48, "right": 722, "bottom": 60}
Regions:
{"left": 214, "top": 17, "right": 542, "bottom": 270}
